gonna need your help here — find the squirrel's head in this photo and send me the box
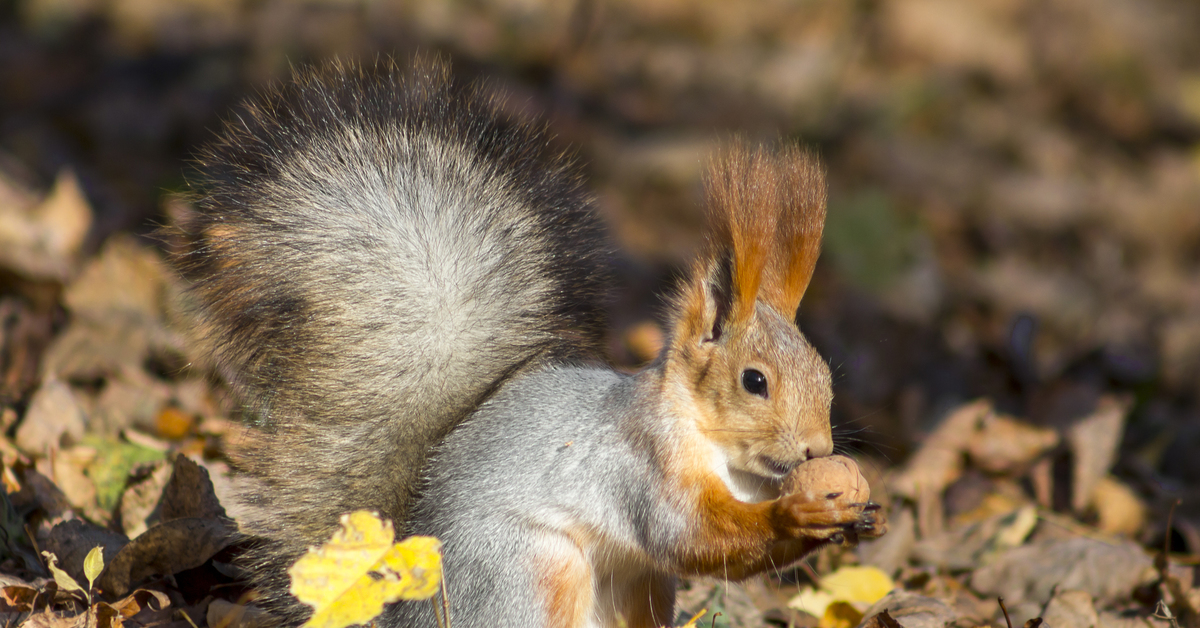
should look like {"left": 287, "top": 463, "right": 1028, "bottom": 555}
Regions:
{"left": 663, "top": 142, "right": 832, "bottom": 499}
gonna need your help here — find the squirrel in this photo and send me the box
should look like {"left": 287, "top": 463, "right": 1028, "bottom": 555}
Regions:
{"left": 176, "top": 59, "right": 884, "bottom": 628}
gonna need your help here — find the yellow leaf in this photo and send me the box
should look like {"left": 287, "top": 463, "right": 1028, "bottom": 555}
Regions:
{"left": 289, "top": 511, "right": 442, "bottom": 628}
{"left": 821, "top": 601, "right": 864, "bottom": 628}
{"left": 791, "top": 588, "right": 835, "bottom": 617}
{"left": 83, "top": 545, "right": 105, "bottom": 589}
{"left": 789, "top": 565, "right": 894, "bottom": 619}
{"left": 41, "top": 551, "right": 85, "bottom": 596}
{"left": 819, "top": 566, "right": 894, "bottom": 605}
{"left": 679, "top": 608, "right": 707, "bottom": 627}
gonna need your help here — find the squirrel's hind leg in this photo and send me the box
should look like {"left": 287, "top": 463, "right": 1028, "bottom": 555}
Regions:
{"left": 531, "top": 535, "right": 595, "bottom": 628}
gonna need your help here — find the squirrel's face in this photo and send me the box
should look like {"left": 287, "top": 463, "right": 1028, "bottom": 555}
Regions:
{"left": 689, "top": 302, "right": 833, "bottom": 483}
{"left": 665, "top": 291, "right": 834, "bottom": 499}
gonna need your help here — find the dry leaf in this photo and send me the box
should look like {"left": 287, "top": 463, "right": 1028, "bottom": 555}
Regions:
{"left": 41, "top": 551, "right": 86, "bottom": 599}
{"left": 14, "top": 380, "right": 87, "bottom": 454}
{"left": 0, "top": 169, "right": 92, "bottom": 281}
{"left": 857, "top": 589, "right": 960, "bottom": 628}
{"left": 790, "top": 565, "right": 895, "bottom": 625}
{"left": 1066, "top": 396, "right": 1130, "bottom": 513}
{"left": 1090, "top": 475, "right": 1145, "bottom": 537}
{"left": 1041, "top": 590, "right": 1100, "bottom": 628}
{"left": 970, "top": 538, "right": 1153, "bottom": 607}
{"left": 965, "top": 413, "right": 1058, "bottom": 474}
{"left": 891, "top": 400, "right": 991, "bottom": 500}
{"left": 97, "top": 516, "right": 235, "bottom": 597}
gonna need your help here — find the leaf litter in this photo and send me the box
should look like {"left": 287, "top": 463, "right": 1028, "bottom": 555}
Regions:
{"left": 2, "top": 0, "right": 1200, "bottom": 626}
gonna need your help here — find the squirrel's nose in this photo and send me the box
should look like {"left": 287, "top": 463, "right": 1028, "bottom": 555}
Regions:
{"left": 802, "top": 433, "right": 834, "bottom": 460}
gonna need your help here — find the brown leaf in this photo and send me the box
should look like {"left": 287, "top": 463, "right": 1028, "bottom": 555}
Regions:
{"left": 96, "top": 517, "right": 234, "bottom": 597}
{"left": 12, "top": 467, "right": 72, "bottom": 518}
{"left": 14, "top": 380, "right": 87, "bottom": 454}
{"left": 1066, "top": 396, "right": 1130, "bottom": 514}
{"left": 115, "top": 460, "right": 172, "bottom": 539}
{"left": 1090, "top": 476, "right": 1146, "bottom": 537}
{"left": 45, "top": 519, "right": 128, "bottom": 587}
{"left": 108, "top": 589, "right": 171, "bottom": 619}
{"left": 1, "top": 583, "right": 40, "bottom": 611}
{"left": 207, "top": 600, "right": 273, "bottom": 628}
{"left": 52, "top": 447, "right": 99, "bottom": 515}
{"left": 1040, "top": 590, "right": 1099, "bottom": 628}
{"left": 861, "top": 608, "right": 903, "bottom": 628}
{"left": 891, "top": 400, "right": 991, "bottom": 500}
{"left": 965, "top": 413, "right": 1058, "bottom": 474}
{"left": 158, "top": 454, "right": 227, "bottom": 522}
{"left": 0, "top": 170, "right": 92, "bottom": 282}
{"left": 970, "top": 538, "right": 1153, "bottom": 607}
{"left": 96, "top": 602, "right": 123, "bottom": 628}
{"left": 857, "top": 590, "right": 960, "bottom": 628}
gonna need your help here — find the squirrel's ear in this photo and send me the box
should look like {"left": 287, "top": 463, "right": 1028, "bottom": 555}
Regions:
{"left": 671, "top": 255, "right": 733, "bottom": 354}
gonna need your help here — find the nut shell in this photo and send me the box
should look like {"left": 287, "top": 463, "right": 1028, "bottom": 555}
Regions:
{"left": 781, "top": 454, "right": 870, "bottom": 503}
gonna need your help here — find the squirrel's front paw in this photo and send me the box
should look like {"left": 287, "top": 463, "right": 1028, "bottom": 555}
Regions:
{"left": 775, "top": 455, "right": 887, "bottom": 544}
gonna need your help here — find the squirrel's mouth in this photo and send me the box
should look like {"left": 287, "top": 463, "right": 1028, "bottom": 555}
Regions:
{"left": 708, "top": 442, "right": 794, "bottom": 502}
{"left": 724, "top": 466, "right": 784, "bottom": 503}
{"left": 757, "top": 455, "right": 798, "bottom": 479}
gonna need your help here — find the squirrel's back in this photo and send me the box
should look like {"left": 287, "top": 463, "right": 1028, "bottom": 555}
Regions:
{"left": 176, "top": 59, "right": 611, "bottom": 607}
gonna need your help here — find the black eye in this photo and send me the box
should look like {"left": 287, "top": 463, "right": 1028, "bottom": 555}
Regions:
{"left": 741, "top": 369, "right": 768, "bottom": 397}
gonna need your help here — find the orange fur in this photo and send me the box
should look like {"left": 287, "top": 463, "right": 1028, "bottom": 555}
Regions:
{"left": 764, "top": 146, "right": 825, "bottom": 315}
{"left": 536, "top": 548, "right": 593, "bottom": 628}
{"left": 698, "top": 141, "right": 826, "bottom": 324}
{"left": 616, "top": 573, "right": 676, "bottom": 628}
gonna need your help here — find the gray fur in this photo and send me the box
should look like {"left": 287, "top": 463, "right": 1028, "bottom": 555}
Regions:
{"left": 391, "top": 366, "right": 686, "bottom": 627}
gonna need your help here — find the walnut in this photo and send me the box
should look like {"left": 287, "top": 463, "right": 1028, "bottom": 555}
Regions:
{"left": 782, "top": 454, "right": 870, "bottom": 503}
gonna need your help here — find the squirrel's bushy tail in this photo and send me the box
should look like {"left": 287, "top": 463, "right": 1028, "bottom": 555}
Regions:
{"left": 176, "top": 59, "right": 609, "bottom": 609}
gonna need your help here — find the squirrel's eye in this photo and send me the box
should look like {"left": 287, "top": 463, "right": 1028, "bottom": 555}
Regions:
{"left": 741, "top": 369, "right": 768, "bottom": 398}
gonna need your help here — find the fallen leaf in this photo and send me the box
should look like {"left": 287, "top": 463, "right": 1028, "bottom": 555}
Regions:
{"left": 207, "top": 599, "right": 273, "bottom": 628}
{"left": 891, "top": 400, "right": 991, "bottom": 500}
{"left": 97, "top": 517, "right": 235, "bottom": 597}
{"left": 115, "top": 460, "right": 173, "bottom": 539}
{"left": 965, "top": 413, "right": 1058, "bottom": 474}
{"left": 289, "top": 511, "right": 442, "bottom": 628}
{"left": 0, "top": 169, "right": 92, "bottom": 282}
{"left": 857, "top": 590, "right": 960, "bottom": 628}
{"left": 970, "top": 538, "right": 1153, "bottom": 607}
{"left": 14, "top": 380, "right": 87, "bottom": 454}
{"left": 158, "top": 454, "right": 228, "bottom": 522}
{"left": 42, "top": 551, "right": 86, "bottom": 599}
{"left": 1040, "top": 590, "right": 1099, "bottom": 628}
{"left": 789, "top": 565, "right": 895, "bottom": 623}
{"left": 1090, "top": 475, "right": 1145, "bottom": 537}
{"left": 1066, "top": 396, "right": 1130, "bottom": 513}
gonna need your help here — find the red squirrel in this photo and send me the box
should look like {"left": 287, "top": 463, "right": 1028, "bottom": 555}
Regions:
{"left": 179, "top": 58, "right": 884, "bottom": 628}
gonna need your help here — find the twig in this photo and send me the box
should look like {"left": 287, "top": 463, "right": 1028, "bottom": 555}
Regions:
{"left": 998, "top": 597, "right": 1013, "bottom": 628}
{"left": 441, "top": 568, "right": 452, "bottom": 628}
{"left": 1157, "top": 499, "right": 1181, "bottom": 585}
{"left": 180, "top": 609, "right": 200, "bottom": 628}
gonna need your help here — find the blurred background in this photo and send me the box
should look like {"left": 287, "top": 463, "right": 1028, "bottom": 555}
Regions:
{"left": 2, "top": 0, "right": 1200, "bottom": 618}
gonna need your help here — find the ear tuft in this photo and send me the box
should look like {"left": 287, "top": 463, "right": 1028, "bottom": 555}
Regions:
{"left": 763, "top": 145, "right": 825, "bottom": 315}
{"left": 667, "top": 141, "right": 826, "bottom": 358}
{"left": 703, "top": 142, "right": 779, "bottom": 323}
{"left": 704, "top": 141, "right": 826, "bottom": 320}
